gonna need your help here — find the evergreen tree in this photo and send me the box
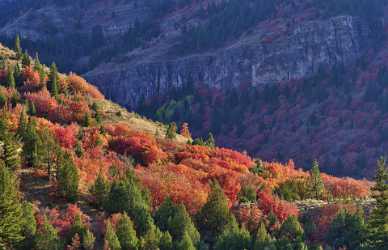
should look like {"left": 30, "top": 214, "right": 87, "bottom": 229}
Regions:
{"left": 14, "top": 63, "right": 22, "bottom": 87}
{"left": 139, "top": 224, "right": 163, "bottom": 250}
{"left": 104, "top": 221, "right": 121, "bottom": 250}
{"left": 154, "top": 198, "right": 200, "bottom": 246}
{"left": 176, "top": 231, "right": 196, "bottom": 250}
{"left": 276, "top": 216, "right": 306, "bottom": 250}
{"left": 57, "top": 152, "right": 79, "bottom": 202}
{"left": 21, "top": 52, "right": 31, "bottom": 67}
{"left": 165, "top": 122, "right": 177, "bottom": 139}
{"left": 14, "top": 35, "right": 21, "bottom": 58}
{"left": 3, "top": 135, "right": 21, "bottom": 170}
{"left": 206, "top": 132, "right": 216, "bottom": 147}
{"left": 89, "top": 171, "right": 110, "bottom": 208}
{"left": 0, "top": 162, "right": 24, "bottom": 249}
{"left": 26, "top": 100, "right": 37, "bottom": 116}
{"left": 34, "top": 216, "right": 61, "bottom": 250}
{"left": 214, "top": 216, "right": 251, "bottom": 250}
{"left": 116, "top": 213, "right": 139, "bottom": 250}
{"left": 20, "top": 202, "right": 37, "bottom": 249}
{"left": 159, "top": 231, "right": 173, "bottom": 250}
{"left": 253, "top": 222, "right": 276, "bottom": 250}
{"left": 48, "top": 63, "right": 59, "bottom": 97}
{"left": 6, "top": 67, "right": 15, "bottom": 88}
{"left": 104, "top": 170, "right": 153, "bottom": 236}
{"left": 326, "top": 210, "right": 366, "bottom": 250}
{"left": 196, "top": 181, "right": 233, "bottom": 245}
{"left": 308, "top": 160, "right": 325, "bottom": 199}
{"left": 22, "top": 118, "right": 41, "bottom": 168}
{"left": 82, "top": 229, "right": 95, "bottom": 250}
{"left": 366, "top": 157, "right": 388, "bottom": 249}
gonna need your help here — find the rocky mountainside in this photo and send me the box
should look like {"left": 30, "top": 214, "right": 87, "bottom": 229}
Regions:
{"left": 1, "top": 0, "right": 388, "bottom": 177}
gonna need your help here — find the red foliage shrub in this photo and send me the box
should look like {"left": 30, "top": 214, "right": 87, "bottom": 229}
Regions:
{"left": 257, "top": 191, "right": 299, "bottom": 223}
{"left": 53, "top": 123, "right": 78, "bottom": 149}
{"left": 109, "top": 132, "right": 167, "bottom": 165}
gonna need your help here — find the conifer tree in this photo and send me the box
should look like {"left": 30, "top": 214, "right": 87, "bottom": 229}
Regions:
{"left": 308, "top": 160, "right": 325, "bottom": 199}
{"left": 14, "top": 35, "right": 21, "bottom": 58}
{"left": 196, "top": 181, "right": 233, "bottom": 245}
{"left": 366, "top": 157, "right": 388, "bottom": 249}
{"left": 104, "top": 221, "right": 121, "bottom": 250}
{"left": 159, "top": 231, "right": 173, "bottom": 250}
{"left": 3, "top": 135, "right": 21, "bottom": 170}
{"left": 57, "top": 152, "right": 79, "bottom": 202}
{"left": 21, "top": 52, "right": 31, "bottom": 67}
{"left": 0, "top": 162, "right": 24, "bottom": 249}
{"left": 155, "top": 198, "right": 200, "bottom": 246}
{"left": 82, "top": 229, "right": 95, "bottom": 250}
{"left": 14, "top": 63, "right": 22, "bottom": 87}
{"left": 116, "top": 213, "right": 139, "bottom": 250}
{"left": 89, "top": 171, "right": 110, "bottom": 208}
{"left": 253, "top": 222, "right": 276, "bottom": 250}
{"left": 206, "top": 132, "right": 216, "bottom": 147}
{"left": 6, "top": 67, "right": 15, "bottom": 88}
{"left": 104, "top": 170, "right": 153, "bottom": 236}
{"left": 176, "top": 231, "right": 196, "bottom": 250}
{"left": 22, "top": 118, "right": 40, "bottom": 168}
{"left": 165, "top": 122, "right": 177, "bottom": 139}
{"left": 49, "top": 63, "right": 59, "bottom": 97}
{"left": 34, "top": 216, "right": 61, "bottom": 250}
{"left": 276, "top": 216, "right": 306, "bottom": 250}
{"left": 139, "top": 224, "right": 163, "bottom": 250}
{"left": 214, "top": 216, "right": 251, "bottom": 250}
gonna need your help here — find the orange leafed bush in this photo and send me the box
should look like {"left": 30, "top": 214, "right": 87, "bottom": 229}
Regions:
{"left": 67, "top": 73, "right": 104, "bottom": 99}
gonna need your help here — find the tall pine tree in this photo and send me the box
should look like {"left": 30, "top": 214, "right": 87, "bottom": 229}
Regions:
{"left": 48, "top": 63, "right": 59, "bottom": 97}
{"left": 366, "top": 157, "right": 388, "bottom": 249}
{"left": 308, "top": 160, "right": 325, "bottom": 200}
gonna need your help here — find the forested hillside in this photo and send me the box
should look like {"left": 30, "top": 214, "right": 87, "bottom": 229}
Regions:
{"left": 0, "top": 42, "right": 386, "bottom": 250}
{"left": 1, "top": 0, "right": 388, "bottom": 177}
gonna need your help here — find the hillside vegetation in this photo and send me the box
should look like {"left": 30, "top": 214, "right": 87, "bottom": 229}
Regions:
{"left": 0, "top": 42, "right": 387, "bottom": 250}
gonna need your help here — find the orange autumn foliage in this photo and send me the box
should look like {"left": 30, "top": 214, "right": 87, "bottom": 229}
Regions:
{"left": 67, "top": 73, "right": 104, "bottom": 99}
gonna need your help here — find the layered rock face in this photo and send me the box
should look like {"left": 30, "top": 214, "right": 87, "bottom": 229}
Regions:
{"left": 86, "top": 14, "right": 370, "bottom": 108}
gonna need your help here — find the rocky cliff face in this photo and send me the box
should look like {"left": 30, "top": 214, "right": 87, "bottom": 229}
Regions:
{"left": 86, "top": 14, "right": 370, "bottom": 108}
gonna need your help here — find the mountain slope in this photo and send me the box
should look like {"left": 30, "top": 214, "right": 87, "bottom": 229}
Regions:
{"left": 1, "top": 0, "right": 387, "bottom": 177}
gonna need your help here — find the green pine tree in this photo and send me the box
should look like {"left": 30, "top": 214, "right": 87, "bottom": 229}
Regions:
{"left": 165, "top": 122, "right": 177, "bottom": 139}
{"left": 214, "top": 216, "right": 250, "bottom": 250}
{"left": 104, "top": 221, "right": 121, "bottom": 250}
{"left": 253, "top": 222, "right": 276, "bottom": 250}
{"left": 116, "top": 213, "right": 139, "bottom": 250}
{"left": 22, "top": 118, "right": 41, "bottom": 168}
{"left": 308, "top": 160, "right": 325, "bottom": 200}
{"left": 206, "top": 132, "right": 216, "bottom": 147}
{"left": 0, "top": 162, "right": 24, "bottom": 249}
{"left": 6, "top": 67, "right": 15, "bottom": 88}
{"left": 195, "top": 181, "right": 233, "bottom": 245}
{"left": 82, "top": 229, "right": 95, "bottom": 250}
{"left": 104, "top": 170, "right": 153, "bottom": 236}
{"left": 366, "top": 157, "right": 388, "bottom": 249}
{"left": 14, "top": 35, "right": 22, "bottom": 58}
{"left": 89, "top": 171, "right": 110, "bottom": 208}
{"left": 159, "top": 231, "right": 173, "bottom": 250}
{"left": 48, "top": 63, "right": 59, "bottom": 97}
{"left": 34, "top": 216, "right": 61, "bottom": 250}
{"left": 57, "top": 152, "right": 79, "bottom": 202}
{"left": 176, "top": 231, "right": 196, "bottom": 250}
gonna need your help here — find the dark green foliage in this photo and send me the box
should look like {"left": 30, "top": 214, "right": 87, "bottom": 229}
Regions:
{"left": 21, "top": 52, "right": 31, "bottom": 67}
{"left": 20, "top": 118, "right": 41, "bottom": 168}
{"left": 176, "top": 231, "right": 196, "bottom": 250}
{"left": 308, "top": 160, "right": 325, "bottom": 200}
{"left": 276, "top": 216, "right": 306, "bottom": 250}
{"left": 196, "top": 181, "right": 233, "bottom": 245}
{"left": 0, "top": 162, "right": 24, "bottom": 249}
{"left": 275, "top": 178, "right": 308, "bottom": 201}
{"left": 6, "top": 66, "right": 16, "bottom": 88}
{"left": 154, "top": 198, "right": 200, "bottom": 247}
{"left": 34, "top": 216, "right": 61, "bottom": 250}
{"left": 116, "top": 213, "right": 139, "bottom": 250}
{"left": 104, "top": 221, "right": 121, "bottom": 250}
{"left": 238, "top": 185, "right": 257, "bottom": 203}
{"left": 89, "top": 171, "right": 110, "bottom": 208}
{"left": 57, "top": 152, "right": 79, "bottom": 202}
{"left": 159, "top": 231, "right": 173, "bottom": 250}
{"left": 165, "top": 122, "right": 177, "bottom": 139}
{"left": 14, "top": 35, "right": 22, "bottom": 58}
{"left": 365, "top": 157, "right": 388, "bottom": 249}
{"left": 326, "top": 210, "right": 366, "bottom": 250}
{"left": 20, "top": 202, "right": 37, "bottom": 249}
{"left": 104, "top": 170, "right": 153, "bottom": 236}
{"left": 214, "top": 217, "right": 250, "bottom": 250}
{"left": 253, "top": 222, "right": 276, "bottom": 250}
{"left": 139, "top": 224, "right": 163, "bottom": 250}
{"left": 48, "top": 63, "right": 59, "bottom": 97}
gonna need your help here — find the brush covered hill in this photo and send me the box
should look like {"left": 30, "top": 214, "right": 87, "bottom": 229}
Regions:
{"left": 0, "top": 44, "right": 376, "bottom": 250}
